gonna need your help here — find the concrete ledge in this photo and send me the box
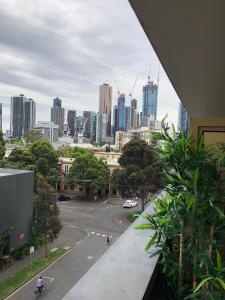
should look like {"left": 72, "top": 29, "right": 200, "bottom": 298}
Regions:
{"left": 63, "top": 203, "right": 158, "bottom": 300}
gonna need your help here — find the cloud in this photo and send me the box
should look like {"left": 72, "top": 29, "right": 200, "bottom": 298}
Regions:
{"left": 0, "top": 0, "right": 180, "bottom": 131}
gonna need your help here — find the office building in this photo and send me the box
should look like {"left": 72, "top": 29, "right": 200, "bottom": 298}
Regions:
{"left": 0, "top": 168, "right": 34, "bottom": 254}
{"left": 113, "top": 105, "right": 118, "bottom": 136}
{"left": 74, "top": 116, "right": 83, "bottom": 136}
{"left": 53, "top": 97, "right": 62, "bottom": 108}
{"left": 130, "top": 99, "right": 137, "bottom": 128}
{"left": 51, "top": 99, "right": 65, "bottom": 137}
{"left": 118, "top": 94, "right": 126, "bottom": 131}
{"left": 96, "top": 112, "right": 107, "bottom": 144}
{"left": 178, "top": 102, "right": 190, "bottom": 133}
{"left": 0, "top": 103, "right": 2, "bottom": 132}
{"left": 142, "top": 77, "right": 158, "bottom": 121}
{"left": 125, "top": 106, "right": 131, "bottom": 131}
{"left": 67, "top": 110, "right": 76, "bottom": 137}
{"left": 10, "top": 95, "right": 26, "bottom": 138}
{"left": 91, "top": 113, "right": 97, "bottom": 142}
{"left": 34, "top": 121, "right": 59, "bottom": 143}
{"left": 24, "top": 99, "right": 36, "bottom": 134}
{"left": 99, "top": 83, "right": 112, "bottom": 136}
{"left": 83, "top": 111, "right": 94, "bottom": 139}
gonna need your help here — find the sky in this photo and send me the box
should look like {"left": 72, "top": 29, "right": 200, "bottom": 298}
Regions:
{"left": 0, "top": 0, "right": 180, "bottom": 131}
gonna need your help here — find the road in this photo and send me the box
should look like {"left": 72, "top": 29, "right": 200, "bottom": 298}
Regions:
{"left": 6, "top": 199, "right": 140, "bottom": 300}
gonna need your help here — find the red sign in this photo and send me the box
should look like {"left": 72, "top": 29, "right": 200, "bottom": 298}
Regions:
{"left": 19, "top": 233, "right": 25, "bottom": 240}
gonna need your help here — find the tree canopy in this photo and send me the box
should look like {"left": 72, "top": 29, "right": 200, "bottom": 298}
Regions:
{"left": 0, "top": 131, "right": 5, "bottom": 160}
{"left": 24, "top": 129, "right": 44, "bottom": 144}
{"left": 66, "top": 152, "right": 109, "bottom": 197}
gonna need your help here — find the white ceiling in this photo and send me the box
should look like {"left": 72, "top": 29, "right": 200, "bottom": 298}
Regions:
{"left": 129, "top": 0, "right": 225, "bottom": 117}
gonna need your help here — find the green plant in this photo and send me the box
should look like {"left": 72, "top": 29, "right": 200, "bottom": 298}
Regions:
{"left": 136, "top": 128, "right": 225, "bottom": 299}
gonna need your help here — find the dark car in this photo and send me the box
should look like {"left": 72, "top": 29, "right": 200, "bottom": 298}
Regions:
{"left": 58, "top": 194, "right": 71, "bottom": 201}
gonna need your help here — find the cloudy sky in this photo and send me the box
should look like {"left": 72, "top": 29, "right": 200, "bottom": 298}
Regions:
{"left": 0, "top": 0, "right": 180, "bottom": 131}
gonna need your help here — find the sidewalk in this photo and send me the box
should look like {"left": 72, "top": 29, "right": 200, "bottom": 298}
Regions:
{"left": 0, "top": 224, "right": 86, "bottom": 281}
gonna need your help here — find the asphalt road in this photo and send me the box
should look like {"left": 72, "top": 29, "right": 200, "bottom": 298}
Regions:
{"left": 6, "top": 199, "right": 140, "bottom": 300}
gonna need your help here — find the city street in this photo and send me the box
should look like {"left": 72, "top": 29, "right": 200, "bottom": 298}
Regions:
{"left": 6, "top": 199, "right": 140, "bottom": 300}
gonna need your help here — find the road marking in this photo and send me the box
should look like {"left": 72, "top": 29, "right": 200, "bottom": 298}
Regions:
{"left": 63, "top": 246, "right": 71, "bottom": 251}
{"left": 87, "top": 256, "right": 93, "bottom": 260}
{"left": 96, "top": 233, "right": 100, "bottom": 236}
{"left": 91, "top": 231, "right": 95, "bottom": 234}
{"left": 102, "top": 234, "right": 106, "bottom": 237}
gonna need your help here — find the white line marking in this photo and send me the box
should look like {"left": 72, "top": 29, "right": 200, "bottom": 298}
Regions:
{"left": 91, "top": 232, "right": 95, "bottom": 234}
{"left": 102, "top": 235, "right": 106, "bottom": 237}
{"left": 87, "top": 256, "right": 93, "bottom": 260}
{"left": 96, "top": 233, "right": 100, "bottom": 236}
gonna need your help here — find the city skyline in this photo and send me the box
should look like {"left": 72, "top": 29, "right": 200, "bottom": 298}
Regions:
{"left": 0, "top": 0, "right": 180, "bottom": 131}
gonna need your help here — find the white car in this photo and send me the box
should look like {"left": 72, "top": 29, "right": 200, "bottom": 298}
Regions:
{"left": 123, "top": 200, "right": 138, "bottom": 208}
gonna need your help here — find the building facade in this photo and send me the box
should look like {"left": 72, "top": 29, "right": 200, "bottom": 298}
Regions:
{"left": 0, "top": 103, "right": 2, "bottom": 132}
{"left": 178, "top": 102, "right": 190, "bottom": 133}
{"left": 142, "top": 77, "right": 158, "bottom": 121}
{"left": 67, "top": 110, "right": 76, "bottom": 137}
{"left": 24, "top": 99, "right": 36, "bottom": 135}
{"left": 125, "top": 106, "right": 131, "bottom": 131}
{"left": 0, "top": 168, "right": 33, "bottom": 254}
{"left": 51, "top": 105, "right": 65, "bottom": 137}
{"left": 34, "top": 121, "right": 59, "bottom": 143}
{"left": 113, "top": 105, "right": 118, "bottom": 137}
{"left": 130, "top": 99, "right": 137, "bottom": 128}
{"left": 99, "top": 83, "right": 112, "bottom": 136}
{"left": 83, "top": 111, "right": 94, "bottom": 139}
{"left": 96, "top": 112, "right": 107, "bottom": 144}
{"left": 53, "top": 97, "right": 62, "bottom": 108}
{"left": 118, "top": 94, "right": 126, "bottom": 131}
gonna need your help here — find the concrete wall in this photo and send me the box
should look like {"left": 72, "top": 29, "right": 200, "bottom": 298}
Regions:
{"left": 0, "top": 169, "right": 34, "bottom": 253}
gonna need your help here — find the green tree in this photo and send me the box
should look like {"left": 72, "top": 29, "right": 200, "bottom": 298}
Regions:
{"left": 32, "top": 176, "right": 62, "bottom": 256}
{"left": 24, "top": 129, "right": 43, "bottom": 144}
{"left": 0, "top": 131, "right": 5, "bottom": 160}
{"left": 67, "top": 152, "right": 109, "bottom": 197}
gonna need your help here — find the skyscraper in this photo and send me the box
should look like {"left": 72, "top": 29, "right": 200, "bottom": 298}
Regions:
{"left": 51, "top": 98, "right": 65, "bottom": 137}
{"left": 96, "top": 112, "right": 107, "bottom": 144}
{"left": 113, "top": 105, "right": 118, "bottom": 136}
{"left": 83, "top": 111, "right": 94, "bottom": 139}
{"left": 130, "top": 99, "right": 137, "bottom": 128}
{"left": 74, "top": 116, "right": 83, "bottom": 136}
{"left": 0, "top": 103, "right": 2, "bottom": 132}
{"left": 67, "top": 110, "right": 76, "bottom": 137}
{"left": 99, "top": 83, "right": 112, "bottom": 136}
{"left": 125, "top": 106, "right": 131, "bottom": 131}
{"left": 91, "top": 113, "right": 97, "bottom": 142}
{"left": 10, "top": 95, "right": 26, "bottom": 137}
{"left": 53, "top": 97, "right": 62, "bottom": 108}
{"left": 24, "top": 99, "right": 36, "bottom": 134}
{"left": 118, "top": 94, "right": 126, "bottom": 131}
{"left": 178, "top": 102, "right": 190, "bottom": 133}
{"left": 142, "top": 77, "right": 158, "bottom": 121}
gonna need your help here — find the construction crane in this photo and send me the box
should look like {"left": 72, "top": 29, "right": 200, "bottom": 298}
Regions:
{"left": 128, "top": 77, "right": 138, "bottom": 101}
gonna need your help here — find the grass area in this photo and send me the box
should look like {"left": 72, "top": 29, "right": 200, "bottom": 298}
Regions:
{"left": 0, "top": 248, "right": 65, "bottom": 300}
{"left": 127, "top": 211, "right": 142, "bottom": 223}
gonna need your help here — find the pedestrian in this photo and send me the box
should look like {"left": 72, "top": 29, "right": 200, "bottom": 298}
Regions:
{"left": 106, "top": 233, "right": 110, "bottom": 245}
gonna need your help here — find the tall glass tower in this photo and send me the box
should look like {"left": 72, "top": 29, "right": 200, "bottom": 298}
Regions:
{"left": 142, "top": 77, "right": 158, "bottom": 121}
{"left": 118, "top": 94, "right": 126, "bottom": 131}
{"left": 178, "top": 102, "right": 190, "bottom": 133}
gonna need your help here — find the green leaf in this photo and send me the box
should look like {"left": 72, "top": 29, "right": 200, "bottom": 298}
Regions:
{"left": 193, "top": 168, "right": 199, "bottom": 189}
{"left": 193, "top": 276, "right": 214, "bottom": 293}
{"left": 187, "top": 195, "right": 196, "bottom": 209}
{"left": 216, "top": 249, "right": 222, "bottom": 272}
{"left": 135, "top": 224, "right": 157, "bottom": 230}
{"left": 216, "top": 278, "right": 225, "bottom": 290}
{"left": 145, "top": 233, "right": 158, "bottom": 251}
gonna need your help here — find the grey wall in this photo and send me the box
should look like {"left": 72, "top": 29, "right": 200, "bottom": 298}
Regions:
{"left": 0, "top": 169, "right": 34, "bottom": 253}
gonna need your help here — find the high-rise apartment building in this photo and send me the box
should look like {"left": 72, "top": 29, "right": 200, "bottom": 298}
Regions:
{"left": 91, "top": 113, "right": 97, "bottom": 142}
{"left": 67, "top": 110, "right": 76, "bottom": 137}
{"left": 113, "top": 105, "right": 118, "bottom": 136}
{"left": 24, "top": 99, "right": 36, "bottom": 135}
{"left": 130, "top": 99, "right": 137, "bottom": 128}
{"left": 178, "top": 102, "right": 190, "bottom": 133}
{"left": 83, "top": 111, "right": 94, "bottom": 139}
{"left": 0, "top": 103, "right": 2, "bottom": 132}
{"left": 118, "top": 94, "right": 126, "bottom": 131}
{"left": 125, "top": 106, "right": 131, "bottom": 131}
{"left": 142, "top": 77, "right": 158, "bottom": 121}
{"left": 74, "top": 116, "right": 83, "bottom": 136}
{"left": 99, "top": 83, "right": 112, "bottom": 136}
{"left": 51, "top": 98, "right": 64, "bottom": 137}
{"left": 96, "top": 112, "right": 107, "bottom": 144}
{"left": 53, "top": 97, "right": 62, "bottom": 108}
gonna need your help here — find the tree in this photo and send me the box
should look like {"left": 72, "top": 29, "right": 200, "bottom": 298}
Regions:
{"left": 32, "top": 176, "right": 62, "bottom": 256}
{"left": 112, "top": 139, "right": 164, "bottom": 207}
{"left": 24, "top": 129, "right": 43, "bottom": 144}
{"left": 67, "top": 152, "right": 109, "bottom": 197}
{"left": 0, "top": 131, "right": 5, "bottom": 160}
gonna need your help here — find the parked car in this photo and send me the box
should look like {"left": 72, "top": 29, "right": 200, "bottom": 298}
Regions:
{"left": 123, "top": 199, "right": 138, "bottom": 208}
{"left": 58, "top": 194, "right": 71, "bottom": 201}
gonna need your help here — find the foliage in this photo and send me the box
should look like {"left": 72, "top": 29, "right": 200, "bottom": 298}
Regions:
{"left": 112, "top": 139, "right": 164, "bottom": 198}
{"left": 9, "top": 138, "right": 24, "bottom": 145}
{"left": 0, "top": 231, "right": 8, "bottom": 258}
{"left": 24, "top": 129, "right": 43, "bottom": 144}
{"left": 32, "top": 176, "right": 62, "bottom": 241}
{"left": 0, "top": 248, "right": 65, "bottom": 300}
{"left": 136, "top": 129, "right": 225, "bottom": 299}
{"left": 66, "top": 152, "right": 109, "bottom": 197}
{"left": 0, "top": 132, "right": 5, "bottom": 160}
